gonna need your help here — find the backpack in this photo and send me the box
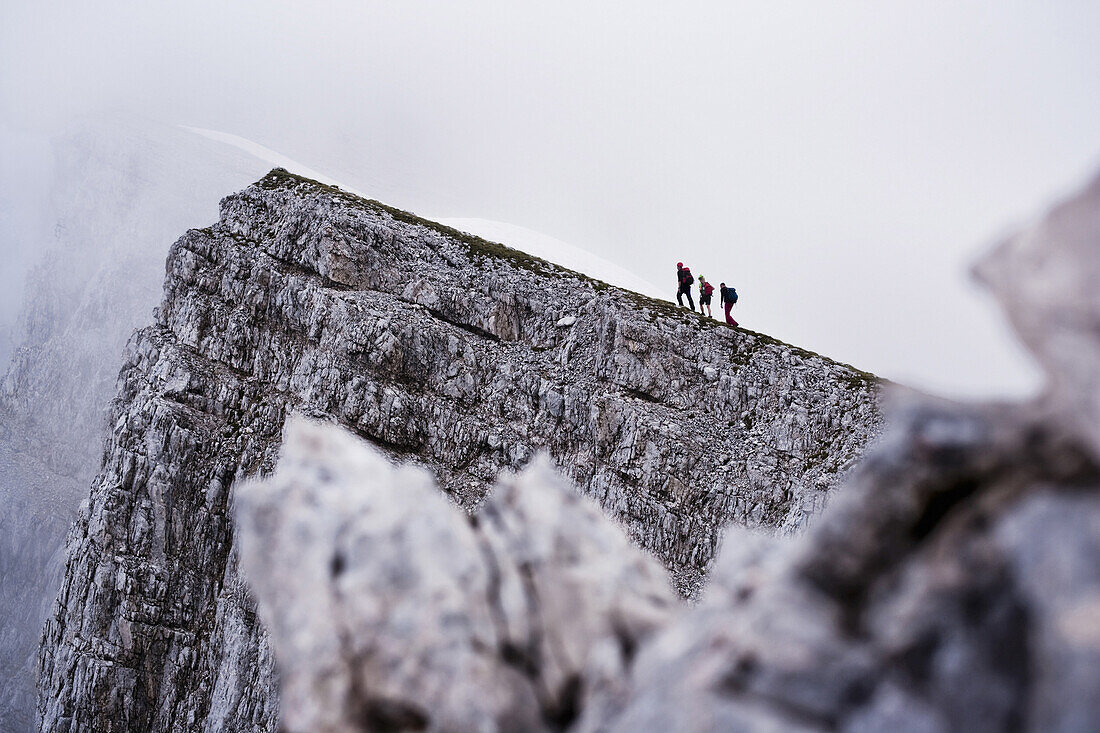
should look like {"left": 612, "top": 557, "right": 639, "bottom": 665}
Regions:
{"left": 685, "top": 270, "right": 695, "bottom": 286}
{"left": 702, "top": 282, "right": 714, "bottom": 297}
{"left": 728, "top": 287, "right": 738, "bottom": 304}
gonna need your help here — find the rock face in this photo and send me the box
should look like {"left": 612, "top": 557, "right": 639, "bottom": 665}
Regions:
{"left": 36, "top": 168, "right": 880, "bottom": 731}
{"left": 231, "top": 173, "right": 1100, "bottom": 732}
{"left": 578, "top": 392, "right": 1098, "bottom": 732}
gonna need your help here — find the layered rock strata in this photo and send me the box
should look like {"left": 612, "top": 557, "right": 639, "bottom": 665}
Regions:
{"left": 37, "top": 168, "right": 880, "bottom": 731}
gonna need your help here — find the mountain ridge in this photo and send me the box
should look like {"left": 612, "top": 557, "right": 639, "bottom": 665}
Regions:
{"left": 37, "top": 167, "right": 882, "bottom": 731}
{"left": 263, "top": 168, "right": 878, "bottom": 379}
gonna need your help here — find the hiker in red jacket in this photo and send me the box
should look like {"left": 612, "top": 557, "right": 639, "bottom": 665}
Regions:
{"left": 720, "top": 282, "right": 738, "bottom": 326}
{"left": 698, "top": 276, "right": 714, "bottom": 317}
{"left": 676, "top": 262, "right": 695, "bottom": 309}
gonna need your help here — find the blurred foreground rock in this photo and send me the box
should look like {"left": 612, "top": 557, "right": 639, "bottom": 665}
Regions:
{"left": 238, "top": 419, "right": 675, "bottom": 733}
{"left": 240, "top": 172, "right": 1100, "bottom": 732}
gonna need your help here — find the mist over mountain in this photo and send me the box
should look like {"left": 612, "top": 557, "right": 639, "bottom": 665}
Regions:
{"left": 0, "top": 117, "right": 266, "bottom": 731}
{"left": 3, "top": 4, "right": 1100, "bottom": 731}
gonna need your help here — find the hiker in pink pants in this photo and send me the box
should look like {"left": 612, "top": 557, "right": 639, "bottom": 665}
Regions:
{"left": 719, "top": 282, "right": 738, "bottom": 326}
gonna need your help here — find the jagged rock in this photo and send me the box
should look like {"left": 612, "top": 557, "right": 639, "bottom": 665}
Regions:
{"left": 237, "top": 418, "right": 675, "bottom": 733}
{"left": 974, "top": 171, "right": 1100, "bottom": 457}
{"left": 37, "top": 169, "right": 880, "bottom": 731}
{"left": 578, "top": 171, "right": 1100, "bottom": 732}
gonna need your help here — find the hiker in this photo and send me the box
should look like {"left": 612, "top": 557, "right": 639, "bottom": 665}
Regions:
{"left": 676, "top": 262, "right": 695, "bottom": 309}
{"left": 720, "top": 282, "right": 738, "bottom": 326}
{"left": 698, "top": 276, "right": 714, "bottom": 317}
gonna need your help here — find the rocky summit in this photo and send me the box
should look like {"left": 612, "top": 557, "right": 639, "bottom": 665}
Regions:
{"left": 35, "top": 169, "right": 881, "bottom": 732}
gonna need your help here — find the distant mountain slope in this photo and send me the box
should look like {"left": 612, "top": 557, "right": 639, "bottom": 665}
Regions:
{"left": 0, "top": 117, "right": 266, "bottom": 732}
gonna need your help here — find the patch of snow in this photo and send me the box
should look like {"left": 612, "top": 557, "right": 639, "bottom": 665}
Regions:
{"left": 438, "top": 218, "right": 664, "bottom": 300}
{"left": 181, "top": 126, "right": 370, "bottom": 199}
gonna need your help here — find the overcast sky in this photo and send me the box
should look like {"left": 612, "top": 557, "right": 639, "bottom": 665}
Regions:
{"left": 3, "top": 1, "right": 1099, "bottom": 397}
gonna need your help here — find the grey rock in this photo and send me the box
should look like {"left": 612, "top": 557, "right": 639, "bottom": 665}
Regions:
{"left": 36, "top": 168, "right": 880, "bottom": 731}
{"left": 237, "top": 417, "right": 675, "bottom": 733}
{"left": 974, "top": 171, "right": 1100, "bottom": 457}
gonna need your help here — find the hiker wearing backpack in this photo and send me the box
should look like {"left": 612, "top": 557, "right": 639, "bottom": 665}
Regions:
{"left": 720, "top": 282, "right": 738, "bottom": 326}
{"left": 698, "top": 275, "right": 714, "bottom": 317}
{"left": 676, "top": 262, "right": 695, "bottom": 309}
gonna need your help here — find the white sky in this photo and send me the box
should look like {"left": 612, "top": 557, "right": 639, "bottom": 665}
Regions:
{"left": 3, "top": 1, "right": 1099, "bottom": 397}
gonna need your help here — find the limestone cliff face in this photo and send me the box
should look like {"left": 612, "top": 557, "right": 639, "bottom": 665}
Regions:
{"left": 36, "top": 169, "right": 881, "bottom": 732}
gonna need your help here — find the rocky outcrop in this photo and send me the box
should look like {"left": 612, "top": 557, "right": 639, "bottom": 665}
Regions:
{"left": 36, "top": 168, "right": 880, "bottom": 731}
{"left": 579, "top": 392, "right": 1098, "bottom": 732}
{"left": 237, "top": 419, "right": 676, "bottom": 733}
{"left": 233, "top": 173, "right": 1100, "bottom": 732}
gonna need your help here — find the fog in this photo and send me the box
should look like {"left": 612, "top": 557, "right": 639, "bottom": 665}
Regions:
{"left": 3, "top": 1, "right": 1100, "bottom": 395}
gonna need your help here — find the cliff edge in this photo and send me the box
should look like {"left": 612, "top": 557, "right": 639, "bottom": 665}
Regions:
{"left": 36, "top": 169, "right": 881, "bottom": 732}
